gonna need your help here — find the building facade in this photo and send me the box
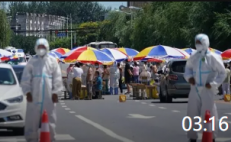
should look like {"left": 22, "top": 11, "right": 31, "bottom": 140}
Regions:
{"left": 127, "top": 1, "right": 151, "bottom": 8}
{"left": 9, "top": 12, "right": 67, "bottom": 37}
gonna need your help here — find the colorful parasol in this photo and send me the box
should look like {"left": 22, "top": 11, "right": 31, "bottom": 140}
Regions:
{"left": 101, "top": 48, "right": 127, "bottom": 62}
{"left": 0, "top": 49, "right": 13, "bottom": 58}
{"left": 209, "top": 47, "right": 222, "bottom": 55}
{"left": 146, "top": 58, "right": 163, "bottom": 63}
{"left": 51, "top": 47, "right": 70, "bottom": 55}
{"left": 49, "top": 51, "right": 61, "bottom": 61}
{"left": 64, "top": 47, "right": 114, "bottom": 64}
{"left": 62, "top": 46, "right": 97, "bottom": 61}
{"left": 117, "top": 47, "right": 139, "bottom": 57}
{"left": 134, "top": 45, "right": 189, "bottom": 61}
{"left": 182, "top": 48, "right": 196, "bottom": 55}
{"left": 221, "top": 49, "right": 231, "bottom": 60}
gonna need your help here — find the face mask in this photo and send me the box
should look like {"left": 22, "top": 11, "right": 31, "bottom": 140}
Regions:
{"left": 195, "top": 44, "right": 205, "bottom": 52}
{"left": 95, "top": 65, "right": 99, "bottom": 68}
{"left": 37, "top": 49, "right": 46, "bottom": 56}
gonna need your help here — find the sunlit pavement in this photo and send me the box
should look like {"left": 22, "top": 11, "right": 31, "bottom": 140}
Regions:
{"left": 0, "top": 95, "right": 231, "bottom": 142}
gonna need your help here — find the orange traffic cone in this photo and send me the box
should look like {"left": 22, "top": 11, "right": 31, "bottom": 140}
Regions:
{"left": 202, "top": 110, "right": 213, "bottom": 142}
{"left": 40, "top": 110, "right": 51, "bottom": 142}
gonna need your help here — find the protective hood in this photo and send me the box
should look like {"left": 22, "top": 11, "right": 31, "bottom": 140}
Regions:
{"left": 34, "top": 38, "right": 49, "bottom": 56}
{"left": 195, "top": 34, "right": 209, "bottom": 52}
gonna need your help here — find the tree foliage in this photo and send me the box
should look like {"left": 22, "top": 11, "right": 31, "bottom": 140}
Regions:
{"left": 0, "top": 10, "right": 11, "bottom": 48}
{"left": 99, "top": 2, "right": 231, "bottom": 51}
{"left": 49, "top": 38, "right": 71, "bottom": 50}
{"left": 8, "top": 1, "right": 110, "bottom": 23}
{"left": 10, "top": 34, "right": 37, "bottom": 54}
{"left": 7, "top": 1, "right": 231, "bottom": 52}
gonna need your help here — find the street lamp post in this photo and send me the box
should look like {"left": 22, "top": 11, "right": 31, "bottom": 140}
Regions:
{"left": 70, "top": 13, "right": 73, "bottom": 49}
{"left": 118, "top": 5, "right": 143, "bottom": 26}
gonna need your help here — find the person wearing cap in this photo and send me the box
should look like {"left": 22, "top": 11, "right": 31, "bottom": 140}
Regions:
{"left": 21, "top": 38, "right": 63, "bottom": 142}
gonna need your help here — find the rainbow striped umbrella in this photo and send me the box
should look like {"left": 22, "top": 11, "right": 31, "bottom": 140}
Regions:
{"left": 0, "top": 49, "right": 12, "bottom": 61}
{"left": 209, "top": 47, "right": 222, "bottom": 55}
{"left": 117, "top": 47, "right": 139, "bottom": 57}
{"left": 49, "top": 51, "right": 61, "bottom": 58}
{"left": 61, "top": 45, "right": 96, "bottom": 59}
{"left": 134, "top": 45, "right": 189, "bottom": 61}
{"left": 182, "top": 48, "right": 196, "bottom": 55}
{"left": 101, "top": 48, "right": 127, "bottom": 62}
{"left": 51, "top": 47, "right": 70, "bottom": 55}
{"left": 64, "top": 47, "right": 114, "bottom": 64}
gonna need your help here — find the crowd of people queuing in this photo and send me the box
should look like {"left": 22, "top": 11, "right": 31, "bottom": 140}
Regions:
{"left": 65, "top": 59, "right": 164, "bottom": 100}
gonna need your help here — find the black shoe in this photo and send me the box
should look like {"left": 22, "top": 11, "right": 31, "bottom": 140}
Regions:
{"left": 213, "top": 139, "right": 215, "bottom": 142}
{"left": 190, "top": 139, "right": 196, "bottom": 142}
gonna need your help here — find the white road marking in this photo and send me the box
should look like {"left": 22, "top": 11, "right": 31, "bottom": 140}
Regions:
{"left": 172, "top": 110, "right": 180, "bottom": 113}
{"left": 141, "top": 102, "right": 147, "bottom": 104}
{"left": 62, "top": 105, "right": 67, "bottom": 108}
{"left": 135, "top": 100, "right": 140, "bottom": 102}
{"left": 225, "top": 113, "right": 231, "bottom": 115}
{"left": 127, "top": 114, "right": 155, "bottom": 119}
{"left": 76, "top": 115, "right": 134, "bottom": 142}
{"left": 60, "top": 103, "right": 65, "bottom": 105}
{"left": 149, "top": 104, "right": 155, "bottom": 107}
{"left": 59, "top": 100, "right": 64, "bottom": 103}
{"left": 0, "top": 134, "right": 75, "bottom": 141}
{"left": 158, "top": 107, "right": 166, "bottom": 109}
{"left": 55, "top": 134, "right": 75, "bottom": 140}
{"left": 65, "top": 108, "right": 71, "bottom": 110}
{"left": 69, "top": 111, "right": 76, "bottom": 114}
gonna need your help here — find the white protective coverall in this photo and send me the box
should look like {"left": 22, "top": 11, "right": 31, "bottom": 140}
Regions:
{"left": 184, "top": 34, "right": 226, "bottom": 140}
{"left": 67, "top": 67, "right": 74, "bottom": 95}
{"left": 109, "top": 62, "right": 120, "bottom": 95}
{"left": 21, "top": 38, "right": 63, "bottom": 142}
{"left": 81, "top": 64, "right": 88, "bottom": 86}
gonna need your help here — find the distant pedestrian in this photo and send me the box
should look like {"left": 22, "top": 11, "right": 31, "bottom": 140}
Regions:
{"left": 72, "top": 62, "right": 83, "bottom": 100}
{"left": 221, "top": 63, "right": 231, "bottom": 100}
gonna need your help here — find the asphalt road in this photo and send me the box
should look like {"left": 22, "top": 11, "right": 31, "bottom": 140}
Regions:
{"left": 1, "top": 95, "right": 231, "bottom": 142}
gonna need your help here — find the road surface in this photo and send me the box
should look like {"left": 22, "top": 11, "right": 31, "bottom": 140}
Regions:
{"left": 1, "top": 95, "right": 231, "bottom": 142}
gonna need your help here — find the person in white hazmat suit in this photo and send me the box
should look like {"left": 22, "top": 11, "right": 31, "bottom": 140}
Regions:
{"left": 109, "top": 62, "right": 120, "bottom": 95}
{"left": 184, "top": 34, "right": 226, "bottom": 142}
{"left": 21, "top": 38, "right": 63, "bottom": 142}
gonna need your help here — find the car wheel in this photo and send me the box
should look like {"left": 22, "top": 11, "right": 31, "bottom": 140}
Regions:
{"left": 159, "top": 87, "right": 166, "bottom": 103}
{"left": 12, "top": 127, "right": 24, "bottom": 135}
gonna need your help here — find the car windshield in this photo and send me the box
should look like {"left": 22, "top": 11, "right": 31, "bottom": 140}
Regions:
{"left": 99, "top": 44, "right": 116, "bottom": 48}
{"left": 0, "top": 68, "right": 16, "bottom": 85}
{"left": 171, "top": 61, "right": 186, "bottom": 73}
{"left": 12, "top": 66, "right": 25, "bottom": 82}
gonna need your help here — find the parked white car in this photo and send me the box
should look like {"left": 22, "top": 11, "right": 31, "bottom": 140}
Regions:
{"left": 0, "top": 63, "right": 26, "bottom": 134}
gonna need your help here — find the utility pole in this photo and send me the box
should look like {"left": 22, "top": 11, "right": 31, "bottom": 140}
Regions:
{"left": 66, "top": 15, "right": 68, "bottom": 37}
{"left": 70, "top": 13, "right": 73, "bottom": 49}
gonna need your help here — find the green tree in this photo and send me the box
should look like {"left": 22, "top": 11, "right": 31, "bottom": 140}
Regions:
{"left": 0, "top": 9, "right": 11, "bottom": 48}
{"left": 49, "top": 38, "right": 71, "bottom": 50}
{"left": 10, "top": 34, "right": 37, "bottom": 54}
{"left": 8, "top": 2, "right": 110, "bottom": 24}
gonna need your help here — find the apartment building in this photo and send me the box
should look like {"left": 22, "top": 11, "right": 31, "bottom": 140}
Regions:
{"left": 10, "top": 12, "right": 67, "bottom": 37}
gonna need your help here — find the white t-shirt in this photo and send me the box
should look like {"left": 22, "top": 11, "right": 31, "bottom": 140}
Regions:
{"left": 73, "top": 67, "right": 83, "bottom": 79}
